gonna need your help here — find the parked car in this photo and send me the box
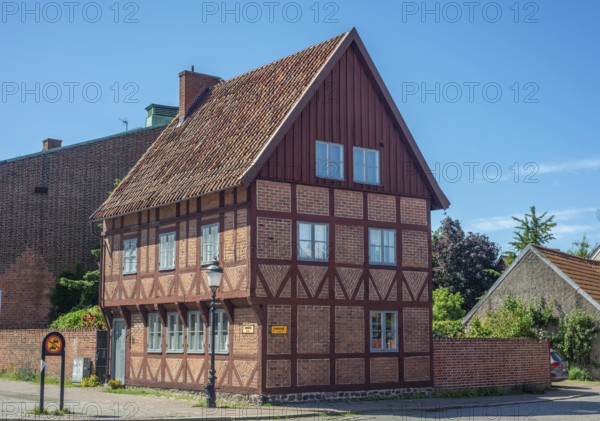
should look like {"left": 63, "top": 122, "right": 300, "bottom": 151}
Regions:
{"left": 550, "top": 349, "right": 569, "bottom": 382}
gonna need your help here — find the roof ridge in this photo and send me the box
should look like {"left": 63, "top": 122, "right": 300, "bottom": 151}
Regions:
{"left": 221, "top": 31, "right": 349, "bottom": 85}
{"left": 532, "top": 244, "right": 600, "bottom": 266}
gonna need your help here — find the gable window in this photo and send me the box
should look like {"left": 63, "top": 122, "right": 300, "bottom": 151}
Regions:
{"left": 316, "top": 141, "right": 344, "bottom": 180}
{"left": 166, "top": 312, "right": 184, "bottom": 353}
{"left": 370, "top": 311, "right": 397, "bottom": 352}
{"left": 159, "top": 232, "right": 176, "bottom": 270}
{"left": 187, "top": 311, "right": 205, "bottom": 353}
{"left": 209, "top": 309, "right": 229, "bottom": 354}
{"left": 201, "top": 223, "right": 220, "bottom": 265}
{"left": 369, "top": 228, "right": 396, "bottom": 265}
{"left": 354, "top": 147, "right": 380, "bottom": 184}
{"left": 298, "top": 222, "right": 328, "bottom": 262}
{"left": 147, "top": 313, "right": 162, "bottom": 353}
{"left": 122, "top": 238, "right": 138, "bottom": 275}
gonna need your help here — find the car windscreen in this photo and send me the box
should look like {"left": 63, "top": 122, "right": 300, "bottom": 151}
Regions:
{"left": 551, "top": 352, "right": 563, "bottom": 362}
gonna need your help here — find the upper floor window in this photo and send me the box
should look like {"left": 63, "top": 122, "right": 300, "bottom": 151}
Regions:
{"left": 370, "top": 311, "right": 398, "bottom": 352}
{"left": 316, "top": 141, "right": 344, "bottom": 180}
{"left": 298, "top": 222, "right": 328, "bottom": 262}
{"left": 166, "top": 312, "right": 183, "bottom": 353}
{"left": 147, "top": 312, "right": 162, "bottom": 353}
{"left": 209, "top": 309, "right": 229, "bottom": 354}
{"left": 369, "top": 228, "right": 396, "bottom": 265}
{"left": 122, "top": 238, "right": 138, "bottom": 275}
{"left": 187, "top": 311, "right": 205, "bottom": 353}
{"left": 201, "top": 223, "right": 220, "bottom": 265}
{"left": 159, "top": 232, "right": 176, "bottom": 271}
{"left": 354, "top": 147, "right": 380, "bottom": 185}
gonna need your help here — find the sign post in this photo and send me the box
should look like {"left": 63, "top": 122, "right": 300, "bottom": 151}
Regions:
{"left": 40, "top": 332, "right": 66, "bottom": 411}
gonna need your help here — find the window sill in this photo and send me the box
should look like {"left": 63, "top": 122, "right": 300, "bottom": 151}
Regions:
{"left": 122, "top": 272, "right": 137, "bottom": 276}
{"left": 187, "top": 351, "right": 205, "bottom": 355}
{"left": 368, "top": 262, "right": 397, "bottom": 267}
{"left": 354, "top": 180, "right": 382, "bottom": 186}
{"left": 147, "top": 350, "right": 162, "bottom": 354}
{"left": 166, "top": 350, "right": 184, "bottom": 354}
{"left": 298, "top": 258, "right": 329, "bottom": 263}
{"left": 159, "top": 267, "right": 176, "bottom": 272}
{"left": 316, "top": 175, "right": 344, "bottom": 182}
{"left": 370, "top": 349, "right": 399, "bottom": 353}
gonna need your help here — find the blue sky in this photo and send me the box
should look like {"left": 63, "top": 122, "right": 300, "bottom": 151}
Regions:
{"left": 1, "top": 0, "right": 598, "bottom": 254}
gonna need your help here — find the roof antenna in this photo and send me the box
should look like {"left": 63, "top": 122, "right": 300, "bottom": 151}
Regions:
{"left": 119, "top": 118, "right": 129, "bottom": 131}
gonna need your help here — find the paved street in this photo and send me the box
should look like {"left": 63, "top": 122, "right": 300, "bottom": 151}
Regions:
{"left": 0, "top": 380, "right": 599, "bottom": 420}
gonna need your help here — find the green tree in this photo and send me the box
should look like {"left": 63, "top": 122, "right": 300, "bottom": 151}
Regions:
{"left": 433, "top": 217, "right": 501, "bottom": 311}
{"left": 432, "top": 287, "right": 466, "bottom": 338}
{"left": 568, "top": 234, "right": 599, "bottom": 259}
{"left": 509, "top": 205, "right": 557, "bottom": 252}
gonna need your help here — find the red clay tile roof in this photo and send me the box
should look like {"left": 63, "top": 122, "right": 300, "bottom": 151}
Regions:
{"left": 91, "top": 32, "right": 348, "bottom": 220}
{"left": 534, "top": 245, "right": 600, "bottom": 303}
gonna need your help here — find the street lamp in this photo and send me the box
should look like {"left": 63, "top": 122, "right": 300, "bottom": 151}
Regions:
{"left": 205, "top": 260, "right": 223, "bottom": 409}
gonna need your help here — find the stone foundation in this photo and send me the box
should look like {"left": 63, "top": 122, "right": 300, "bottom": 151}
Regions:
{"left": 262, "top": 387, "right": 435, "bottom": 404}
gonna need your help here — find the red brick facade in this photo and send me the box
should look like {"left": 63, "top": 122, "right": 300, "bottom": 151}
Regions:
{"left": 433, "top": 339, "right": 550, "bottom": 391}
{"left": 0, "top": 126, "right": 164, "bottom": 328}
{"left": 0, "top": 329, "right": 98, "bottom": 379}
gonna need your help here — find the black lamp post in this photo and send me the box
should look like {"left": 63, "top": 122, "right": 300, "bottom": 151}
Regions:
{"left": 205, "top": 260, "right": 223, "bottom": 409}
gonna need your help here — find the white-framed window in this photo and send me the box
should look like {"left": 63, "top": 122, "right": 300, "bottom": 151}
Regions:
{"left": 353, "top": 147, "right": 380, "bottom": 184}
{"left": 159, "top": 232, "right": 176, "bottom": 270}
{"left": 209, "top": 309, "right": 229, "bottom": 354}
{"left": 187, "top": 311, "right": 205, "bottom": 353}
{"left": 147, "top": 312, "right": 162, "bottom": 353}
{"left": 370, "top": 311, "right": 398, "bottom": 352}
{"left": 122, "top": 238, "right": 138, "bottom": 275}
{"left": 201, "top": 223, "right": 220, "bottom": 265}
{"left": 298, "top": 222, "right": 328, "bottom": 262}
{"left": 316, "top": 140, "right": 344, "bottom": 180}
{"left": 369, "top": 228, "right": 396, "bottom": 265}
{"left": 166, "top": 312, "right": 184, "bottom": 353}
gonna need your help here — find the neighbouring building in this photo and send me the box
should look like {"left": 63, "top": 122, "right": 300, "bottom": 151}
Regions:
{"left": 465, "top": 244, "right": 600, "bottom": 376}
{"left": 0, "top": 105, "right": 176, "bottom": 328}
{"left": 593, "top": 246, "right": 600, "bottom": 261}
{"left": 91, "top": 29, "right": 449, "bottom": 400}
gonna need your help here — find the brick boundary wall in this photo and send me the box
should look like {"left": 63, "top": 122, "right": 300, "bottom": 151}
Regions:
{"left": 433, "top": 339, "right": 551, "bottom": 391}
{"left": 0, "top": 329, "right": 99, "bottom": 379}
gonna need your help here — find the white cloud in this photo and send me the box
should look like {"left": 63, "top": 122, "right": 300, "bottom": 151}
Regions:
{"left": 467, "top": 216, "right": 516, "bottom": 233}
{"left": 538, "top": 159, "right": 600, "bottom": 175}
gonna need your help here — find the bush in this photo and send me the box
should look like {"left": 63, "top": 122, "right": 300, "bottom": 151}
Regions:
{"left": 81, "top": 375, "right": 100, "bottom": 387}
{"left": 433, "top": 320, "right": 465, "bottom": 339}
{"left": 108, "top": 379, "right": 123, "bottom": 389}
{"left": 465, "top": 296, "right": 557, "bottom": 339}
{"left": 568, "top": 366, "right": 592, "bottom": 381}
{"left": 556, "top": 309, "right": 599, "bottom": 367}
{"left": 49, "top": 306, "right": 106, "bottom": 330}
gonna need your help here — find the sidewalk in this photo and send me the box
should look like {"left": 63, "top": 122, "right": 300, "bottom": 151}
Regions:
{"left": 0, "top": 379, "right": 597, "bottom": 420}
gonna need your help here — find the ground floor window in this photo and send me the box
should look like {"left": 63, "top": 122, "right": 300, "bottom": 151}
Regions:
{"left": 166, "top": 312, "right": 183, "bottom": 353}
{"left": 147, "top": 312, "right": 162, "bottom": 353}
{"left": 209, "top": 309, "right": 229, "bottom": 354}
{"left": 187, "top": 311, "right": 205, "bottom": 353}
{"left": 370, "top": 311, "right": 398, "bottom": 351}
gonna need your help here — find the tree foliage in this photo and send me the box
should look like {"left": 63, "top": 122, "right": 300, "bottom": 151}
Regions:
{"left": 568, "top": 234, "right": 599, "bottom": 259}
{"left": 466, "top": 295, "right": 557, "bottom": 340}
{"left": 556, "top": 310, "right": 599, "bottom": 367}
{"left": 432, "top": 217, "right": 501, "bottom": 311}
{"left": 49, "top": 306, "right": 106, "bottom": 330}
{"left": 509, "top": 205, "right": 557, "bottom": 252}
{"left": 432, "top": 287, "right": 466, "bottom": 339}
{"left": 49, "top": 251, "right": 99, "bottom": 319}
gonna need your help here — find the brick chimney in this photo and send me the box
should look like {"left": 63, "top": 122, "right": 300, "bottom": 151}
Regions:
{"left": 179, "top": 69, "right": 221, "bottom": 119}
{"left": 42, "top": 138, "right": 62, "bottom": 151}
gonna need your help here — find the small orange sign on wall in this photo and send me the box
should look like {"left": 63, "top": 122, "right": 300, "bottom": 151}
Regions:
{"left": 270, "top": 325, "right": 288, "bottom": 335}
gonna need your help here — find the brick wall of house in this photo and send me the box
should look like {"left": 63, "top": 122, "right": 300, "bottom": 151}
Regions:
{"left": 0, "top": 329, "right": 98, "bottom": 379}
{"left": 433, "top": 339, "right": 551, "bottom": 391}
{"left": 0, "top": 125, "right": 164, "bottom": 328}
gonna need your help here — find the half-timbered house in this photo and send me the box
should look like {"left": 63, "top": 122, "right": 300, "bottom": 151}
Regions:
{"left": 91, "top": 28, "right": 449, "bottom": 400}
